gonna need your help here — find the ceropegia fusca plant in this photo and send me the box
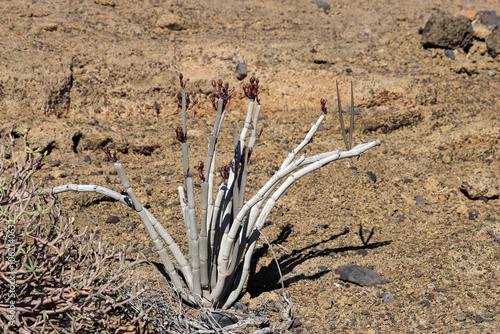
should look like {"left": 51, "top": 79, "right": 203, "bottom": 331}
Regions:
{"left": 48, "top": 74, "right": 380, "bottom": 309}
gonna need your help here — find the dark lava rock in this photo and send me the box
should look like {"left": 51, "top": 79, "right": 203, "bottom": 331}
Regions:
{"left": 47, "top": 160, "right": 60, "bottom": 167}
{"left": 316, "top": 1, "right": 330, "bottom": 14}
{"left": 206, "top": 312, "right": 238, "bottom": 328}
{"left": 126, "top": 223, "right": 136, "bottom": 230}
{"left": 486, "top": 25, "right": 500, "bottom": 58}
{"left": 473, "top": 315, "right": 484, "bottom": 323}
{"left": 335, "top": 265, "right": 387, "bottom": 286}
{"left": 105, "top": 215, "right": 120, "bottom": 224}
{"left": 420, "top": 11, "right": 473, "bottom": 50}
{"left": 318, "top": 265, "right": 328, "bottom": 271}
{"left": 292, "top": 317, "right": 303, "bottom": 328}
{"left": 366, "top": 171, "right": 377, "bottom": 183}
{"left": 356, "top": 249, "right": 368, "bottom": 257}
{"left": 236, "top": 62, "right": 247, "bottom": 80}
{"left": 84, "top": 155, "right": 91, "bottom": 162}
{"left": 421, "top": 299, "right": 431, "bottom": 307}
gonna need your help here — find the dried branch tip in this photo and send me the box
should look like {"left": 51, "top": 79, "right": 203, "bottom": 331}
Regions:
{"left": 211, "top": 79, "right": 235, "bottom": 111}
{"left": 102, "top": 147, "right": 118, "bottom": 162}
{"left": 219, "top": 162, "right": 231, "bottom": 181}
{"left": 320, "top": 98, "right": 328, "bottom": 114}
{"left": 243, "top": 76, "right": 260, "bottom": 101}
{"left": 197, "top": 161, "right": 205, "bottom": 182}
{"left": 176, "top": 126, "right": 187, "bottom": 143}
{"left": 179, "top": 73, "right": 189, "bottom": 89}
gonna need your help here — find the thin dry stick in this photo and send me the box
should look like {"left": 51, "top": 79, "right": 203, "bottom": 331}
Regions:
{"left": 336, "top": 80, "right": 349, "bottom": 150}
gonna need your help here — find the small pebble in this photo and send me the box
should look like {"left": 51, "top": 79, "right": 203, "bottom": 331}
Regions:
{"left": 415, "top": 195, "right": 426, "bottom": 205}
{"left": 94, "top": 108, "right": 101, "bottom": 114}
{"left": 47, "top": 161, "right": 61, "bottom": 167}
{"left": 105, "top": 216, "right": 120, "bottom": 224}
{"left": 444, "top": 49, "right": 455, "bottom": 60}
{"left": 382, "top": 294, "right": 395, "bottom": 303}
{"left": 143, "top": 248, "right": 153, "bottom": 255}
{"left": 356, "top": 249, "right": 368, "bottom": 257}
{"left": 420, "top": 299, "right": 431, "bottom": 307}
{"left": 316, "top": 0, "right": 330, "bottom": 14}
{"left": 292, "top": 317, "right": 303, "bottom": 328}
{"left": 236, "top": 62, "right": 247, "bottom": 80}
{"left": 126, "top": 223, "right": 136, "bottom": 230}
{"left": 366, "top": 171, "right": 377, "bottom": 183}
{"left": 473, "top": 315, "right": 484, "bottom": 323}
{"left": 84, "top": 155, "right": 91, "bottom": 162}
{"left": 318, "top": 265, "right": 328, "bottom": 271}
{"left": 173, "top": 200, "right": 181, "bottom": 205}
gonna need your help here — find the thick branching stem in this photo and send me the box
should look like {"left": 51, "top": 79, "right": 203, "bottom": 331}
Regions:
{"left": 49, "top": 76, "right": 380, "bottom": 310}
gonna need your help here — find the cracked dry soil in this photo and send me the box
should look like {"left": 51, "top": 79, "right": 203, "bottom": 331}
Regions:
{"left": 1, "top": 0, "right": 499, "bottom": 333}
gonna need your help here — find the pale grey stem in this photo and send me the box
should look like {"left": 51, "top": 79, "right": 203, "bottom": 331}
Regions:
{"left": 225, "top": 141, "right": 381, "bottom": 307}
{"left": 49, "top": 182, "right": 193, "bottom": 299}
{"left": 247, "top": 104, "right": 261, "bottom": 150}
{"left": 186, "top": 177, "right": 201, "bottom": 296}
{"left": 144, "top": 209, "right": 193, "bottom": 289}
{"left": 179, "top": 186, "right": 195, "bottom": 275}
{"left": 182, "top": 88, "right": 187, "bottom": 135}
{"left": 114, "top": 162, "right": 187, "bottom": 295}
{"left": 205, "top": 98, "right": 224, "bottom": 181}
{"left": 206, "top": 147, "right": 217, "bottom": 237}
{"left": 239, "top": 99, "right": 255, "bottom": 143}
{"left": 199, "top": 182, "right": 209, "bottom": 292}
{"left": 210, "top": 185, "right": 226, "bottom": 289}
{"left": 280, "top": 113, "right": 327, "bottom": 170}
{"left": 336, "top": 80, "right": 349, "bottom": 150}
{"left": 211, "top": 157, "right": 306, "bottom": 303}
{"left": 178, "top": 186, "right": 191, "bottom": 242}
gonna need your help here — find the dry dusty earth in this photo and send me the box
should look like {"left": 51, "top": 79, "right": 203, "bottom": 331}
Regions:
{"left": 1, "top": 0, "right": 499, "bottom": 333}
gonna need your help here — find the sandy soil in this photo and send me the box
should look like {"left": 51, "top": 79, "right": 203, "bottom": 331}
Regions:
{"left": 1, "top": 0, "right": 499, "bottom": 332}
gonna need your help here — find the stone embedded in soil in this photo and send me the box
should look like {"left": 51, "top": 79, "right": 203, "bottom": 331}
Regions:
{"left": 236, "top": 62, "right": 247, "bottom": 80}
{"left": 444, "top": 49, "right": 455, "bottom": 59}
{"left": 415, "top": 195, "right": 426, "bottom": 205}
{"left": 420, "top": 11, "right": 473, "bottom": 50}
{"left": 472, "top": 11, "right": 500, "bottom": 39}
{"left": 142, "top": 248, "right": 153, "bottom": 255}
{"left": 366, "top": 171, "right": 377, "bottom": 183}
{"left": 335, "top": 265, "right": 388, "bottom": 286}
{"left": 105, "top": 215, "right": 120, "bottom": 224}
{"left": 420, "top": 299, "right": 431, "bottom": 307}
{"left": 382, "top": 294, "right": 395, "bottom": 303}
{"left": 156, "top": 12, "right": 185, "bottom": 31}
{"left": 460, "top": 176, "right": 499, "bottom": 199}
{"left": 316, "top": 1, "right": 330, "bottom": 14}
{"left": 47, "top": 160, "right": 60, "bottom": 167}
{"left": 486, "top": 25, "right": 500, "bottom": 58}
{"left": 207, "top": 312, "right": 238, "bottom": 328}
{"left": 84, "top": 155, "right": 91, "bottom": 162}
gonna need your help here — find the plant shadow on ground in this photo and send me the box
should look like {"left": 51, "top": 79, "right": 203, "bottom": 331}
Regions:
{"left": 246, "top": 224, "right": 392, "bottom": 297}
{"left": 145, "top": 224, "right": 392, "bottom": 302}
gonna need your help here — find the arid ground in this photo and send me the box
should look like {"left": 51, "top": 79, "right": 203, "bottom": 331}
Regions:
{"left": 1, "top": 0, "right": 499, "bottom": 332}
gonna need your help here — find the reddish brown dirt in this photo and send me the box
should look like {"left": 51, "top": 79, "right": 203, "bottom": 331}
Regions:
{"left": 1, "top": 0, "right": 499, "bottom": 332}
